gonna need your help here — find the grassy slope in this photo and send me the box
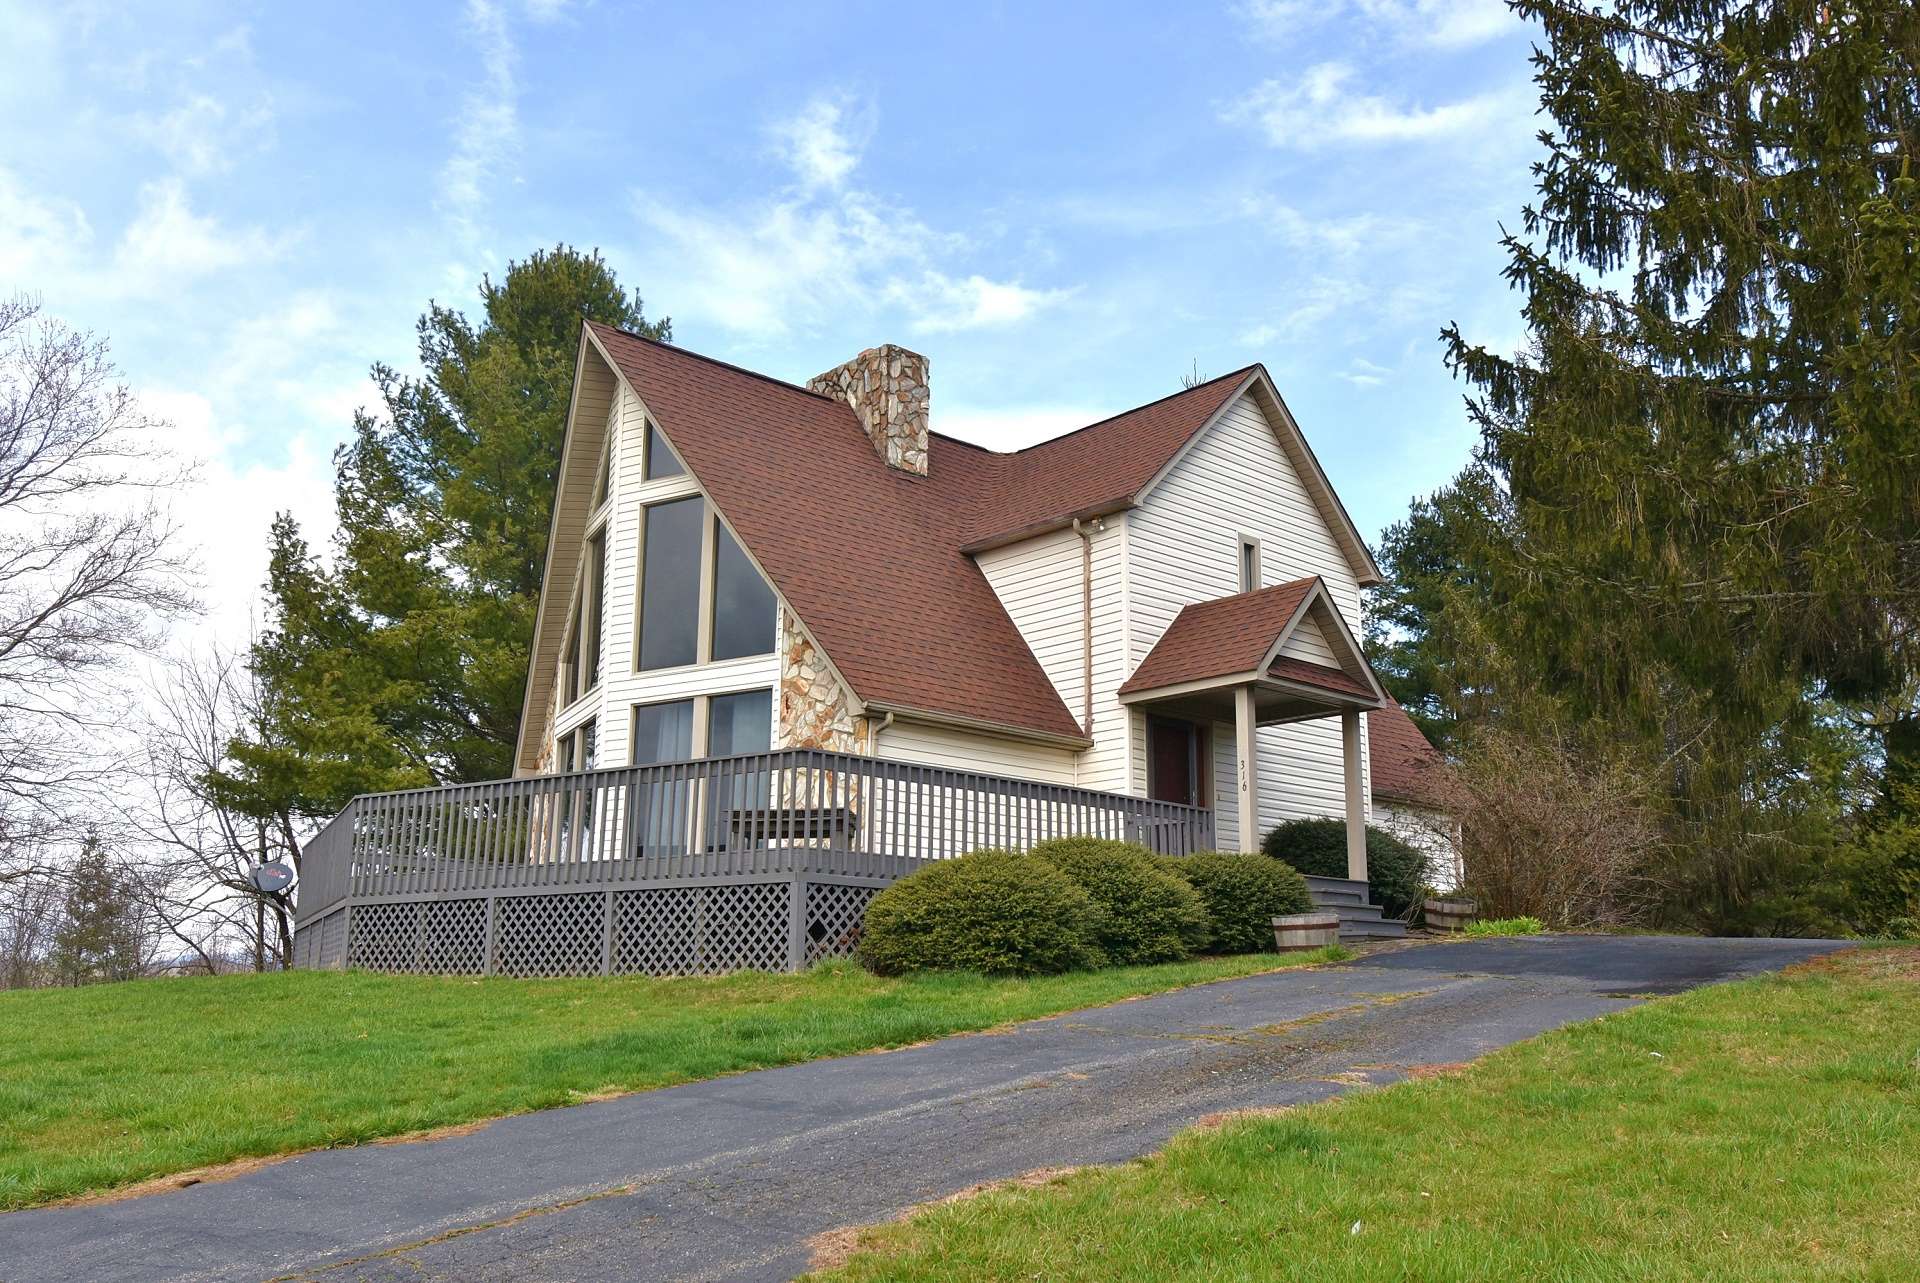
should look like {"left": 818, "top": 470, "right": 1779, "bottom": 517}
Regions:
{"left": 0, "top": 949, "right": 1344, "bottom": 1210}
{"left": 815, "top": 947, "right": 1920, "bottom": 1283}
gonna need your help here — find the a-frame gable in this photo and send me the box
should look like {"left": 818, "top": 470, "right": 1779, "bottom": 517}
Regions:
{"left": 516, "top": 335, "right": 620, "bottom": 773}
{"left": 1261, "top": 579, "right": 1386, "bottom": 704}
{"left": 1132, "top": 367, "right": 1381, "bottom": 589}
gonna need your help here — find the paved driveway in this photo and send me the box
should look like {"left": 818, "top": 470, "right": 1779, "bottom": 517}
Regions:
{"left": 0, "top": 935, "right": 1843, "bottom": 1283}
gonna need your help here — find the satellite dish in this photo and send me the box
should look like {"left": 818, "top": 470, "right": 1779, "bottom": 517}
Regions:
{"left": 249, "top": 861, "right": 295, "bottom": 895}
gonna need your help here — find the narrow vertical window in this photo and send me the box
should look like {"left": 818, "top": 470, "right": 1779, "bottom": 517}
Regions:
{"left": 638, "top": 496, "right": 703, "bottom": 669}
{"left": 643, "top": 421, "right": 684, "bottom": 480}
{"left": 586, "top": 529, "right": 606, "bottom": 690}
{"left": 1238, "top": 537, "right": 1260, "bottom": 593}
{"left": 709, "top": 517, "right": 777, "bottom": 661}
{"left": 592, "top": 434, "right": 612, "bottom": 509}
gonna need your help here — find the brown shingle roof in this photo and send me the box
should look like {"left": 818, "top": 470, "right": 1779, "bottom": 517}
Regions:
{"left": 1118, "top": 579, "right": 1320, "bottom": 695}
{"left": 1368, "top": 701, "right": 1446, "bottom": 802}
{"left": 582, "top": 324, "right": 1364, "bottom": 744}
{"left": 955, "top": 368, "right": 1255, "bottom": 549}
{"left": 589, "top": 323, "right": 1086, "bottom": 741}
{"left": 1268, "top": 655, "right": 1376, "bottom": 699}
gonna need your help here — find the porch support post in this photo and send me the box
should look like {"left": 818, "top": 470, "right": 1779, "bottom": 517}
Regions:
{"left": 1341, "top": 709, "right": 1367, "bottom": 882}
{"left": 1234, "top": 686, "right": 1259, "bottom": 854}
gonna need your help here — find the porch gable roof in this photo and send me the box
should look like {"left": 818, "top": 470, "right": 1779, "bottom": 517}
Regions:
{"left": 1118, "top": 577, "right": 1387, "bottom": 707}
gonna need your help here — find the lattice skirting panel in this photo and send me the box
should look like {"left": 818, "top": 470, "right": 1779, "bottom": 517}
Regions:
{"left": 804, "top": 881, "right": 877, "bottom": 965}
{"left": 292, "top": 908, "right": 349, "bottom": 970}
{"left": 319, "top": 877, "right": 889, "bottom": 977}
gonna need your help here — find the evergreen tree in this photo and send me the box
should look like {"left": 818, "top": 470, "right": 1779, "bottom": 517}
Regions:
{"left": 228, "top": 247, "right": 668, "bottom": 819}
{"left": 1420, "top": 0, "right": 1917, "bottom": 925}
{"left": 51, "top": 835, "right": 145, "bottom": 985}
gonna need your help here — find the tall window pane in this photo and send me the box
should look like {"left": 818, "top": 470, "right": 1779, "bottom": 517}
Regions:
{"left": 586, "top": 530, "right": 606, "bottom": 689}
{"left": 709, "top": 690, "right": 773, "bottom": 846}
{"left": 708, "top": 689, "right": 772, "bottom": 757}
{"left": 630, "top": 699, "right": 694, "bottom": 764}
{"left": 710, "top": 519, "right": 776, "bottom": 661}
{"left": 630, "top": 700, "right": 694, "bottom": 856}
{"left": 638, "top": 496, "right": 702, "bottom": 669}
{"left": 644, "top": 421, "right": 684, "bottom": 480}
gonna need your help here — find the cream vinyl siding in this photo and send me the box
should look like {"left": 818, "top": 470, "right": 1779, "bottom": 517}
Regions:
{"left": 1127, "top": 392, "right": 1370, "bottom": 828}
{"left": 974, "top": 515, "right": 1131, "bottom": 792}
{"left": 1276, "top": 615, "right": 1338, "bottom": 665}
{"left": 1375, "top": 800, "right": 1462, "bottom": 890}
{"left": 546, "top": 380, "right": 780, "bottom": 770}
{"left": 1210, "top": 719, "right": 1239, "bottom": 851}
{"left": 872, "top": 717, "right": 1079, "bottom": 786}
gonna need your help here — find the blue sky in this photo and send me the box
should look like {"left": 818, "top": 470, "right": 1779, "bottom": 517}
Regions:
{"left": 1, "top": 0, "right": 1543, "bottom": 641}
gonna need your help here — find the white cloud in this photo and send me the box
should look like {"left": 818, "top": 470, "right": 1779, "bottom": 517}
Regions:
{"left": 1246, "top": 199, "right": 1423, "bottom": 257}
{"left": 153, "top": 385, "right": 343, "bottom": 644}
{"left": 631, "top": 95, "right": 1071, "bottom": 339}
{"left": 439, "top": 0, "right": 520, "bottom": 249}
{"left": 131, "top": 91, "right": 275, "bottom": 176}
{"left": 113, "top": 178, "right": 289, "bottom": 294}
{"left": 1224, "top": 62, "right": 1507, "bottom": 148}
{"left": 1238, "top": 276, "right": 1371, "bottom": 347}
{"left": 1235, "top": 0, "right": 1519, "bottom": 49}
{"left": 1336, "top": 356, "right": 1392, "bottom": 387}
{"left": 885, "top": 272, "right": 1073, "bottom": 335}
{"left": 770, "top": 95, "right": 867, "bottom": 190}
{"left": 0, "top": 168, "right": 92, "bottom": 283}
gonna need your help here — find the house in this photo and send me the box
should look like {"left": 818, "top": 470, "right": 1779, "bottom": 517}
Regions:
{"left": 1368, "top": 702, "right": 1462, "bottom": 889}
{"left": 516, "top": 325, "right": 1395, "bottom": 860}
{"left": 293, "top": 324, "right": 1438, "bottom": 976}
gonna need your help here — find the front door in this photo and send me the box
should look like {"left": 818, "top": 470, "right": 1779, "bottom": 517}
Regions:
{"left": 1147, "top": 716, "right": 1205, "bottom": 807}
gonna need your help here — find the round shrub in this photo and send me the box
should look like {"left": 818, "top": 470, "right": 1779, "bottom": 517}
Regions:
{"left": 1261, "top": 818, "right": 1426, "bottom": 918}
{"left": 1029, "top": 837, "right": 1209, "bottom": 965}
{"left": 858, "top": 849, "right": 1104, "bottom": 976}
{"left": 1164, "top": 851, "right": 1312, "bottom": 953}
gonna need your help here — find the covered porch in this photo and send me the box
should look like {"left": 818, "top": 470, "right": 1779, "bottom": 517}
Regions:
{"left": 1118, "top": 577, "right": 1388, "bottom": 888}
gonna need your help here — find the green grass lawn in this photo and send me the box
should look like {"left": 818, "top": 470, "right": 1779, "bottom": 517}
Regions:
{"left": 0, "top": 949, "right": 1345, "bottom": 1210}
{"left": 812, "top": 947, "right": 1920, "bottom": 1282}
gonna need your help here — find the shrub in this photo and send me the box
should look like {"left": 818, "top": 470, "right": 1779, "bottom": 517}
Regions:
{"left": 1426, "top": 724, "right": 1665, "bottom": 930}
{"left": 1163, "top": 851, "right": 1312, "bottom": 954}
{"left": 858, "top": 849, "right": 1103, "bottom": 976}
{"left": 1463, "top": 916, "right": 1545, "bottom": 937}
{"left": 1029, "top": 838, "right": 1208, "bottom": 965}
{"left": 1262, "top": 819, "right": 1426, "bottom": 918}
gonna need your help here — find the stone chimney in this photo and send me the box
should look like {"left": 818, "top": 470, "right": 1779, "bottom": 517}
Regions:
{"left": 807, "top": 345, "right": 930, "bottom": 476}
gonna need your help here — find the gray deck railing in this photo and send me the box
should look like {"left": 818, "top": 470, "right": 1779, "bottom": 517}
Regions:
{"left": 292, "top": 747, "right": 1213, "bottom": 975}
{"left": 299, "top": 748, "right": 1212, "bottom": 914}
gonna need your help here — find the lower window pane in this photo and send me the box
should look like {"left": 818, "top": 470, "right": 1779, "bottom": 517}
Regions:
{"left": 631, "top": 700, "right": 694, "bottom": 764}
{"left": 708, "top": 689, "right": 772, "bottom": 757}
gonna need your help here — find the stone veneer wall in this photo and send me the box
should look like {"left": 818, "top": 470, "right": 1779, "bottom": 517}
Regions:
{"left": 806, "top": 345, "right": 930, "bottom": 476}
{"left": 778, "top": 608, "right": 863, "bottom": 751}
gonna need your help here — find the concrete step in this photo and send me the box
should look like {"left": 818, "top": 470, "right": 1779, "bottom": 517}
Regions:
{"left": 1340, "top": 917, "right": 1408, "bottom": 940}
{"left": 1303, "top": 875, "right": 1370, "bottom": 902}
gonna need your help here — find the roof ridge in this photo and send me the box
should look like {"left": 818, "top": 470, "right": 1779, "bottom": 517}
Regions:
{"left": 999, "top": 364, "right": 1258, "bottom": 456}
{"left": 587, "top": 320, "right": 840, "bottom": 405}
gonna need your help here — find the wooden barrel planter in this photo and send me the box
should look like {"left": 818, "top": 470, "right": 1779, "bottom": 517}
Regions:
{"left": 1272, "top": 911, "right": 1341, "bottom": 952}
{"left": 1424, "top": 897, "right": 1478, "bottom": 932}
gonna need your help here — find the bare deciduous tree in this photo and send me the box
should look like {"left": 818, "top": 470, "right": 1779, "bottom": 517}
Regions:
{"left": 0, "top": 295, "right": 196, "bottom": 884}
{"left": 130, "top": 646, "right": 301, "bottom": 970}
{"left": 1429, "top": 723, "right": 1670, "bottom": 929}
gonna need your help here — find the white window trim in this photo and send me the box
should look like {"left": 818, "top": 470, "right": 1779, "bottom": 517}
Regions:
{"left": 1237, "top": 534, "right": 1263, "bottom": 593}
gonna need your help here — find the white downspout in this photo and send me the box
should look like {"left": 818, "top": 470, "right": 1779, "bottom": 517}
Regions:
{"left": 866, "top": 710, "right": 896, "bottom": 755}
{"left": 1071, "top": 518, "right": 1096, "bottom": 737}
